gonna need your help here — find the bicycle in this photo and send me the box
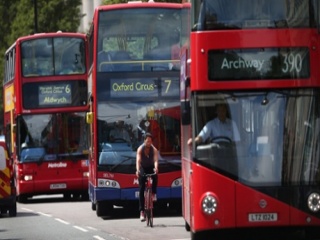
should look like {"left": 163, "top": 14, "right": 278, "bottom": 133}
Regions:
{"left": 144, "top": 173, "right": 156, "bottom": 227}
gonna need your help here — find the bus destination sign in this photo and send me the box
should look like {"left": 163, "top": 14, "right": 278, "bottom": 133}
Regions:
{"left": 208, "top": 47, "right": 310, "bottom": 80}
{"left": 39, "top": 83, "right": 72, "bottom": 106}
{"left": 109, "top": 78, "right": 179, "bottom": 98}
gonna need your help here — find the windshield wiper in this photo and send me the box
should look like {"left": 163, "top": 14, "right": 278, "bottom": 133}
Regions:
{"left": 159, "top": 158, "right": 181, "bottom": 167}
{"left": 109, "top": 155, "right": 135, "bottom": 172}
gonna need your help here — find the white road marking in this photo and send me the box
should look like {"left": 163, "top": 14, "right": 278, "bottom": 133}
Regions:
{"left": 87, "top": 226, "right": 98, "bottom": 231}
{"left": 73, "top": 225, "right": 88, "bottom": 232}
{"left": 93, "top": 236, "right": 106, "bottom": 240}
{"left": 37, "top": 212, "right": 52, "bottom": 217}
{"left": 21, "top": 207, "right": 33, "bottom": 212}
{"left": 55, "top": 218, "right": 70, "bottom": 225}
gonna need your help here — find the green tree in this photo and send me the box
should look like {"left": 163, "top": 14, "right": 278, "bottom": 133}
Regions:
{"left": 8, "top": 0, "right": 82, "bottom": 44}
{"left": 0, "top": 0, "right": 82, "bottom": 126}
{"left": 102, "top": 0, "right": 182, "bottom": 5}
{"left": 1, "top": 0, "right": 83, "bottom": 76}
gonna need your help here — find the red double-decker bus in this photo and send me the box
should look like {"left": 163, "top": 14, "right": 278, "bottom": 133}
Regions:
{"left": 3, "top": 32, "right": 89, "bottom": 202}
{"left": 181, "top": 0, "right": 320, "bottom": 239}
{"left": 86, "top": 1, "right": 189, "bottom": 216}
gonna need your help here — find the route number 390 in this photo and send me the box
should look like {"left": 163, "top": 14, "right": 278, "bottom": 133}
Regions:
{"left": 282, "top": 53, "right": 303, "bottom": 73}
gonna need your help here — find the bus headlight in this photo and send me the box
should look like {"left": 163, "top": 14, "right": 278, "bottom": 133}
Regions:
{"left": 201, "top": 193, "right": 217, "bottom": 215}
{"left": 24, "top": 175, "right": 33, "bottom": 181}
{"left": 308, "top": 192, "right": 320, "bottom": 212}
{"left": 171, "top": 178, "right": 182, "bottom": 187}
{"left": 98, "top": 178, "right": 120, "bottom": 188}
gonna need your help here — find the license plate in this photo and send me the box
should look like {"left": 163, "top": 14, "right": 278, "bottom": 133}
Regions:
{"left": 50, "top": 183, "right": 67, "bottom": 189}
{"left": 248, "top": 213, "right": 278, "bottom": 222}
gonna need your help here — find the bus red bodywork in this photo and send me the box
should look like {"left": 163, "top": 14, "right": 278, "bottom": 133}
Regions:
{"left": 181, "top": 0, "right": 320, "bottom": 239}
{"left": 3, "top": 32, "right": 89, "bottom": 202}
{"left": 86, "top": 2, "right": 190, "bottom": 217}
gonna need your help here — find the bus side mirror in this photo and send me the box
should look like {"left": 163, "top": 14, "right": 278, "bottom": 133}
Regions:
{"left": 181, "top": 100, "right": 190, "bottom": 125}
{"left": 86, "top": 112, "right": 93, "bottom": 124}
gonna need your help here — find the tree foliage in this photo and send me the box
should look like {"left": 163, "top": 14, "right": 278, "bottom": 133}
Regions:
{"left": 102, "top": 0, "right": 182, "bottom": 4}
{"left": 0, "top": 0, "right": 82, "bottom": 122}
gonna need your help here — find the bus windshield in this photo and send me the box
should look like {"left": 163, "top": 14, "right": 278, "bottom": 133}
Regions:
{"left": 18, "top": 112, "right": 89, "bottom": 162}
{"left": 98, "top": 82, "right": 180, "bottom": 173}
{"left": 193, "top": 89, "right": 320, "bottom": 186}
{"left": 194, "top": 0, "right": 315, "bottom": 30}
{"left": 97, "top": 7, "right": 183, "bottom": 72}
{"left": 97, "top": 88, "right": 181, "bottom": 173}
{"left": 21, "top": 37, "right": 86, "bottom": 76}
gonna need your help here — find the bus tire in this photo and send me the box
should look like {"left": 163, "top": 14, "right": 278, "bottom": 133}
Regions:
{"left": 191, "top": 231, "right": 207, "bottom": 240}
{"left": 96, "top": 201, "right": 113, "bottom": 217}
{"left": 9, "top": 204, "right": 17, "bottom": 217}
{"left": 63, "top": 193, "right": 72, "bottom": 200}
{"left": 81, "top": 192, "right": 89, "bottom": 201}
{"left": 185, "top": 221, "right": 190, "bottom": 232}
{"left": 91, "top": 202, "right": 96, "bottom": 211}
{"left": 96, "top": 201, "right": 104, "bottom": 216}
{"left": 17, "top": 194, "right": 28, "bottom": 203}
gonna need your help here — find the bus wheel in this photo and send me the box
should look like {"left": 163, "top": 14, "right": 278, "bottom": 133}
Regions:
{"left": 72, "top": 193, "right": 81, "bottom": 200}
{"left": 81, "top": 192, "right": 89, "bottom": 201}
{"left": 96, "top": 201, "right": 105, "bottom": 217}
{"left": 191, "top": 231, "right": 207, "bottom": 240}
{"left": 17, "top": 194, "right": 28, "bottom": 203}
{"left": 96, "top": 201, "right": 113, "bottom": 217}
{"left": 91, "top": 202, "right": 96, "bottom": 211}
{"left": 9, "top": 204, "right": 17, "bottom": 217}
{"left": 63, "top": 193, "right": 72, "bottom": 200}
{"left": 185, "top": 221, "right": 190, "bottom": 232}
{"left": 0, "top": 208, "right": 7, "bottom": 215}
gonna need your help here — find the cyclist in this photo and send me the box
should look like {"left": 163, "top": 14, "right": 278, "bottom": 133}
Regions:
{"left": 136, "top": 132, "right": 158, "bottom": 221}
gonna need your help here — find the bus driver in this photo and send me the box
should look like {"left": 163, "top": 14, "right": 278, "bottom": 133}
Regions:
{"left": 188, "top": 103, "right": 240, "bottom": 145}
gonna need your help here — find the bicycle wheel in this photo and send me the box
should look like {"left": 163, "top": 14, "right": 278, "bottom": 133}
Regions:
{"left": 145, "top": 209, "right": 151, "bottom": 226}
{"left": 149, "top": 206, "right": 153, "bottom": 227}
{"left": 148, "top": 189, "right": 153, "bottom": 227}
{"left": 145, "top": 188, "right": 152, "bottom": 226}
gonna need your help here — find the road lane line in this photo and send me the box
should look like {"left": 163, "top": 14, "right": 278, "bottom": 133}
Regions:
{"left": 37, "top": 212, "right": 52, "bottom": 217}
{"left": 87, "top": 226, "right": 98, "bottom": 231}
{"left": 20, "top": 207, "right": 34, "bottom": 212}
{"left": 93, "top": 236, "right": 106, "bottom": 240}
{"left": 73, "top": 225, "right": 88, "bottom": 232}
{"left": 55, "top": 218, "right": 70, "bottom": 225}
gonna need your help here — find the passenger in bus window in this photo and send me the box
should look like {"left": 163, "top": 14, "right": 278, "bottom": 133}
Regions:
{"left": 109, "top": 120, "right": 131, "bottom": 143}
{"left": 188, "top": 103, "right": 240, "bottom": 145}
{"left": 59, "top": 60, "right": 76, "bottom": 75}
{"left": 23, "top": 61, "right": 41, "bottom": 76}
{"left": 145, "top": 32, "right": 180, "bottom": 71}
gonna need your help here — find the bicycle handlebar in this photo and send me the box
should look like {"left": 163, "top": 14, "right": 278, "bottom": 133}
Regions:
{"left": 143, "top": 172, "right": 157, "bottom": 177}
